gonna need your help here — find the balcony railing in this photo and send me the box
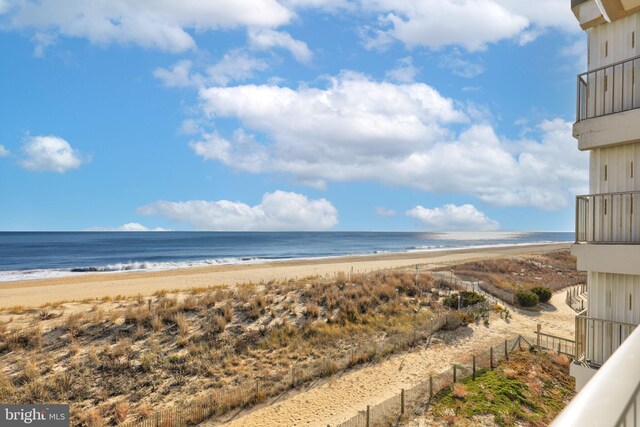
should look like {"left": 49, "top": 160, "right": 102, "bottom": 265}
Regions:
{"left": 575, "top": 310, "right": 637, "bottom": 366}
{"left": 575, "top": 191, "right": 640, "bottom": 244}
{"left": 577, "top": 54, "right": 640, "bottom": 121}
{"left": 552, "top": 317, "right": 640, "bottom": 427}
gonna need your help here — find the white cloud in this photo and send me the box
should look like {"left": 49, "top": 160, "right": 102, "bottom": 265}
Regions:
{"left": 560, "top": 36, "right": 587, "bottom": 72}
{"left": 407, "top": 204, "right": 499, "bottom": 231}
{"left": 87, "top": 223, "right": 170, "bottom": 232}
{"left": 32, "top": 32, "right": 56, "bottom": 57}
{"left": 0, "top": 145, "right": 9, "bottom": 157}
{"left": 189, "top": 130, "right": 268, "bottom": 173}
{"left": 360, "top": 0, "right": 578, "bottom": 51}
{"left": 198, "top": 72, "right": 465, "bottom": 171}
{"left": 3, "top": 0, "right": 293, "bottom": 52}
{"left": 248, "top": 29, "right": 313, "bottom": 63}
{"left": 362, "top": 0, "right": 528, "bottom": 51}
{"left": 375, "top": 206, "right": 396, "bottom": 217}
{"left": 386, "top": 56, "right": 418, "bottom": 82}
{"left": 2, "top": 0, "right": 578, "bottom": 55}
{"left": 153, "top": 60, "right": 203, "bottom": 88}
{"left": 138, "top": 191, "right": 338, "bottom": 231}
{"left": 280, "top": 0, "right": 355, "bottom": 10}
{"left": 207, "top": 51, "right": 269, "bottom": 85}
{"left": 154, "top": 52, "right": 269, "bottom": 88}
{"left": 193, "top": 73, "right": 587, "bottom": 209}
{"left": 493, "top": 0, "right": 577, "bottom": 30}
{"left": 19, "top": 135, "right": 89, "bottom": 173}
{"left": 179, "top": 119, "right": 202, "bottom": 135}
{"left": 440, "top": 49, "right": 484, "bottom": 78}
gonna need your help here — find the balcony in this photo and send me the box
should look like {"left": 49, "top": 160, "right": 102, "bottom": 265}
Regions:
{"left": 552, "top": 316, "right": 640, "bottom": 427}
{"left": 575, "top": 310, "right": 638, "bottom": 366}
{"left": 575, "top": 191, "right": 640, "bottom": 244}
{"left": 576, "top": 54, "right": 640, "bottom": 122}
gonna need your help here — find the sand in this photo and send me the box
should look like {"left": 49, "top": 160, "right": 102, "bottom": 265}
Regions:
{"left": 210, "top": 288, "right": 577, "bottom": 427}
{"left": 0, "top": 243, "right": 570, "bottom": 309}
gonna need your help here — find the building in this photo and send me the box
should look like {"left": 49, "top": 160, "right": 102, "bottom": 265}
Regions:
{"left": 569, "top": 0, "right": 640, "bottom": 393}
{"left": 549, "top": 1, "right": 640, "bottom": 424}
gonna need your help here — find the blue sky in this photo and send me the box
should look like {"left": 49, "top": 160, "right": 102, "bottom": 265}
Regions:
{"left": 0, "top": 0, "right": 588, "bottom": 232}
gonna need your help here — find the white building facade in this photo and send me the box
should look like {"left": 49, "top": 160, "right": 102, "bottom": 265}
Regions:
{"left": 570, "top": 0, "right": 640, "bottom": 391}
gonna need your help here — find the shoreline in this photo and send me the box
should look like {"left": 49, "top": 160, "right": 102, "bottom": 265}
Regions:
{"left": 0, "top": 242, "right": 571, "bottom": 309}
{"left": 0, "top": 239, "right": 571, "bottom": 283}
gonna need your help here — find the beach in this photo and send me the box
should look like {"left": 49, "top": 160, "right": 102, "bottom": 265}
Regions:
{"left": 0, "top": 243, "right": 570, "bottom": 309}
{"left": 0, "top": 241, "right": 580, "bottom": 427}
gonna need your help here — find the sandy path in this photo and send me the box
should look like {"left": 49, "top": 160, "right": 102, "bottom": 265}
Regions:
{"left": 0, "top": 243, "right": 568, "bottom": 308}
{"left": 209, "top": 291, "right": 576, "bottom": 427}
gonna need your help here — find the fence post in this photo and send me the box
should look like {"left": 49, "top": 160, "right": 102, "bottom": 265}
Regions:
{"left": 472, "top": 355, "right": 476, "bottom": 380}
{"left": 292, "top": 366, "right": 295, "bottom": 387}
{"left": 401, "top": 389, "right": 405, "bottom": 415}
{"left": 366, "top": 405, "right": 370, "bottom": 427}
{"left": 256, "top": 379, "right": 260, "bottom": 401}
{"left": 453, "top": 364, "right": 457, "bottom": 383}
{"left": 536, "top": 324, "right": 541, "bottom": 349}
{"left": 558, "top": 341, "right": 562, "bottom": 355}
{"left": 505, "top": 340, "right": 508, "bottom": 361}
{"left": 429, "top": 375, "right": 433, "bottom": 398}
{"left": 490, "top": 347, "right": 494, "bottom": 369}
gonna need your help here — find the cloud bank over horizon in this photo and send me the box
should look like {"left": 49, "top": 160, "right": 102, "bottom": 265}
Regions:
{"left": 407, "top": 203, "right": 500, "bottom": 231}
{"left": 138, "top": 191, "right": 339, "bottom": 231}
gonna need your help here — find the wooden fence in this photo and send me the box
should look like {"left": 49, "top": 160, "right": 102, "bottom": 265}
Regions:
{"left": 566, "top": 283, "right": 588, "bottom": 312}
{"left": 534, "top": 324, "right": 576, "bottom": 358}
{"left": 333, "top": 335, "right": 534, "bottom": 427}
{"left": 431, "top": 271, "right": 514, "bottom": 306}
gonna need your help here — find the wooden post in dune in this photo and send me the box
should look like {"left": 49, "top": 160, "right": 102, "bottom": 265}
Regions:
{"left": 490, "top": 347, "right": 494, "bottom": 369}
{"left": 401, "top": 389, "right": 405, "bottom": 415}
{"left": 453, "top": 364, "right": 457, "bottom": 382}
{"left": 536, "top": 323, "right": 541, "bottom": 349}
{"left": 429, "top": 375, "right": 433, "bottom": 398}
{"left": 505, "top": 340, "right": 508, "bottom": 361}
{"left": 472, "top": 355, "right": 476, "bottom": 380}
{"left": 366, "top": 405, "right": 370, "bottom": 427}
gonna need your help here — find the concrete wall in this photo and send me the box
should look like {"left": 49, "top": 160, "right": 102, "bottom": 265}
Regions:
{"left": 588, "top": 13, "right": 639, "bottom": 69}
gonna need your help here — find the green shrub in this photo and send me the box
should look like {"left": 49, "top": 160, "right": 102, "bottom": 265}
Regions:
{"left": 443, "top": 311, "right": 475, "bottom": 330}
{"left": 444, "top": 291, "right": 486, "bottom": 309}
{"left": 530, "top": 286, "right": 552, "bottom": 303}
{"left": 515, "top": 290, "right": 539, "bottom": 307}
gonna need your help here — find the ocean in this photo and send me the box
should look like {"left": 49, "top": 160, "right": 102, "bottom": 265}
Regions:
{"left": 0, "top": 231, "right": 574, "bottom": 282}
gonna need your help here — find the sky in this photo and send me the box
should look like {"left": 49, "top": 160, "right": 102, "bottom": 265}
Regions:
{"left": 0, "top": 0, "right": 589, "bottom": 232}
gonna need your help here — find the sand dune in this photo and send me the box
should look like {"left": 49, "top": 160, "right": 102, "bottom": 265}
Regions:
{"left": 211, "top": 289, "right": 576, "bottom": 427}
